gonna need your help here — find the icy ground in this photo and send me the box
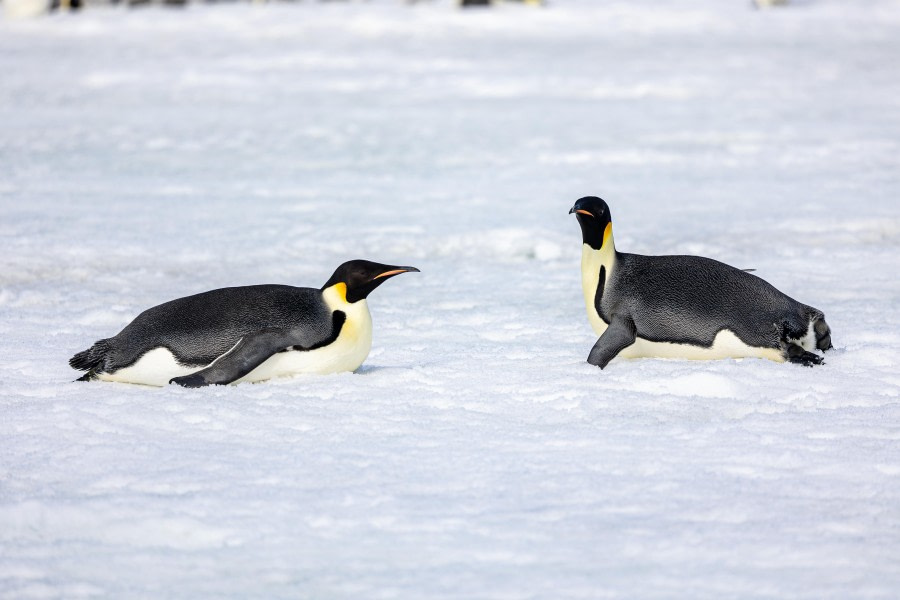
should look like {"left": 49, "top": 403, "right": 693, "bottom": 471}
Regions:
{"left": 1, "top": 0, "right": 900, "bottom": 597}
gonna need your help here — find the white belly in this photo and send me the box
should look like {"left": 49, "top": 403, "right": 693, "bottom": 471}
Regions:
{"left": 585, "top": 312, "right": 785, "bottom": 363}
{"left": 97, "top": 346, "right": 197, "bottom": 387}
{"left": 582, "top": 242, "right": 616, "bottom": 338}
{"left": 618, "top": 329, "right": 785, "bottom": 362}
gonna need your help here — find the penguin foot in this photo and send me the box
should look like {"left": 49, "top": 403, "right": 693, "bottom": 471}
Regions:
{"left": 786, "top": 343, "right": 825, "bottom": 367}
{"left": 170, "top": 373, "right": 212, "bottom": 388}
{"left": 814, "top": 317, "right": 833, "bottom": 351}
{"left": 75, "top": 370, "right": 97, "bottom": 382}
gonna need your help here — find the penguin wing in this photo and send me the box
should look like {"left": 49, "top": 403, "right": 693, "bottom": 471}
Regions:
{"left": 587, "top": 313, "right": 637, "bottom": 369}
{"left": 169, "top": 327, "right": 301, "bottom": 388}
{"left": 168, "top": 307, "right": 347, "bottom": 387}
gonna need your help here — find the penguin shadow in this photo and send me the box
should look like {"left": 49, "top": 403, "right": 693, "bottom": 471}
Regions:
{"left": 355, "top": 364, "right": 402, "bottom": 375}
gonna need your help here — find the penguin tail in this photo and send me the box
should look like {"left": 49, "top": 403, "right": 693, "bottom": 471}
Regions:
{"left": 69, "top": 339, "right": 111, "bottom": 379}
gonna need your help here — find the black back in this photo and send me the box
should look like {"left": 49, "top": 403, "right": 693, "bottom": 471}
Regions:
{"left": 99, "top": 285, "right": 334, "bottom": 369}
{"left": 604, "top": 252, "right": 822, "bottom": 348}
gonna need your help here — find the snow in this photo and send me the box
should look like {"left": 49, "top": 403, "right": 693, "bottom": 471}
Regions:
{"left": 1, "top": 0, "right": 900, "bottom": 597}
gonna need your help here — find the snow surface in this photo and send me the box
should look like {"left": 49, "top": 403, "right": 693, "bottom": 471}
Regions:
{"left": 2, "top": 0, "right": 900, "bottom": 597}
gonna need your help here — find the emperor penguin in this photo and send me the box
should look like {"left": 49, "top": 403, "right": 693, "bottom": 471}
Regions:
{"left": 69, "top": 260, "right": 419, "bottom": 387}
{"left": 569, "top": 196, "right": 832, "bottom": 369}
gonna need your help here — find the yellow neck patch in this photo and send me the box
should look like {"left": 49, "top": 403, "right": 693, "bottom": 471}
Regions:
{"left": 603, "top": 222, "right": 613, "bottom": 249}
{"left": 332, "top": 282, "right": 348, "bottom": 303}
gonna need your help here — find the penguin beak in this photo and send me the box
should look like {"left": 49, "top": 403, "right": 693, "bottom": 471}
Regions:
{"left": 373, "top": 266, "right": 420, "bottom": 280}
{"left": 569, "top": 206, "right": 593, "bottom": 217}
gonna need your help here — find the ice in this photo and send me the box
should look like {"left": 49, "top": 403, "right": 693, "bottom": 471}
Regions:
{"left": 1, "top": 0, "right": 899, "bottom": 597}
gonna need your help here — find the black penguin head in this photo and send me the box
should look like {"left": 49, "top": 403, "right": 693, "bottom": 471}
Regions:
{"left": 569, "top": 196, "right": 613, "bottom": 251}
{"left": 323, "top": 260, "right": 420, "bottom": 303}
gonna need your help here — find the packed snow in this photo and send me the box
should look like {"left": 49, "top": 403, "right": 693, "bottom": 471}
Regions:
{"left": 1, "top": 0, "right": 899, "bottom": 597}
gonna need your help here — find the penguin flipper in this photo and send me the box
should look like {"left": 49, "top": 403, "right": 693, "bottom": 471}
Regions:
{"left": 170, "top": 328, "right": 297, "bottom": 387}
{"left": 587, "top": 314, "right": 637, "bottom": 369}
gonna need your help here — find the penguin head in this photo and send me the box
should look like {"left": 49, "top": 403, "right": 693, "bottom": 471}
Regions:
{"left": 323, "top": 260, "right": 420, "bottom": 303}
{"left": 569, "top": 196, "right": 613, "bottom": 251}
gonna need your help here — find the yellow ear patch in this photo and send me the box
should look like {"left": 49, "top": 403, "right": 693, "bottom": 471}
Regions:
{"left": 603, "top": 222, "right": 613, "bottom": 248}
{"left": 333, "top": 282, "right": 348, "bottom": 303}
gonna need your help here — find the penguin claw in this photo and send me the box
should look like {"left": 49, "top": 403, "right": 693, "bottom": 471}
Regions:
{"left": 75, "top": 370, "right": 97, "bottom": 382}
{"left": 170, "top": 373, "right": 211, "bottom": 388}
{"left": 797, "top": 354, "right": 824, "bottom": 367}
{"left": 786, "top": 343, "right": 825, "bottom": 367}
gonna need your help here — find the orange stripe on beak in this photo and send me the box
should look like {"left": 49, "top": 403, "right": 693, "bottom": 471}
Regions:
{"left": 576, "top": 209, "right": 593, "bottom": 217}
{"left": 374, "top": 269, "right": 408, "bottom": 280}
